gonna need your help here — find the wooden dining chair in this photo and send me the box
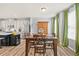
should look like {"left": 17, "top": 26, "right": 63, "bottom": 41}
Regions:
{"left": 52, "top": 33, "right": 55, "bottom": 37}
{"left": 30, "top": 34, "right": 41, "bottom": 48}
{"left": 34, "top": 37, "right": 46, "bottom": 56}
{"left": 45, "top": 33, "right": 55, "bottom": 50}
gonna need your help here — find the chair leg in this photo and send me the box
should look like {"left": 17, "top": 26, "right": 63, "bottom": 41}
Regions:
{"left": 43, "top": 52, "right": 44, "bottom": 56}
{"left": 34, "top": 51, "right": 35, "bottom": 56}
{"left": 44, "top": 49, "right": 46, "bottom": 55}
{"left": 34, "top": 47, "right": 36, "bottom": 56}
{"left": 43, "top": 42, "right": 46, "bottom": 56}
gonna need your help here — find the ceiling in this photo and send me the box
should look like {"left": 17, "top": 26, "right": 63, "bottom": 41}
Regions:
{"left": 0, "top": 3, "right": 73, "bottom": 18}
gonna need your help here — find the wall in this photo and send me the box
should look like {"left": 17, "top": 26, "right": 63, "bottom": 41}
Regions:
{"left": 30, "top": 17, "right": 52, "bottom": 35}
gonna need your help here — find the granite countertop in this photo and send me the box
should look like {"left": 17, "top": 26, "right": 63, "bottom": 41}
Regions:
{"left": 0, "top": 32, "right": 12, "bottom": 35}
{"left": 0, "top": 32, "right": 20, "bottom": 35}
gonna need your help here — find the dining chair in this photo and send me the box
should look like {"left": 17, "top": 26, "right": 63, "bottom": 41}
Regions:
{"left": 44, "top": 33, "right": 55, "bottom": 50}
{"left": 34, "top": 37, "right": 46, "bottom": 56}
{"left": 29, "top": 34, "right": 41, "bottom": 48}
{"left": 52, "top": 33, "right": 55, "bottom": 37}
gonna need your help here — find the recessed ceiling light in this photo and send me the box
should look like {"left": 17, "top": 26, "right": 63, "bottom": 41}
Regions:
{"left": 41, "top": 7, "right": 46, "bottom": 12}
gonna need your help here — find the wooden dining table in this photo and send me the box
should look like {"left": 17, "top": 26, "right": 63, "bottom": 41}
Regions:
{"left": 25, "top": 36, "right": 58, "bottom": 56}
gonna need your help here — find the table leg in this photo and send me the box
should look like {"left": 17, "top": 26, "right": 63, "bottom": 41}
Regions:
{"left": 53, "top": 39, "right": 57, "bottom": 56}
{"left": 25, "top": 39, "right": 28, "bottom": 56}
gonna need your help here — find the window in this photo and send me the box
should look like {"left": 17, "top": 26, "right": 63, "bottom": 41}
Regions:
{"left": 68, "top": 6, "right": 76, "bottom": 40}
{"left": 68, "top": 5, "right": 76, "bottom": 51}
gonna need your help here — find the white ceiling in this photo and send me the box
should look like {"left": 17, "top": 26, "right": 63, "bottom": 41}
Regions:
{"left": 0, "top": 3, "right": 73, "bottom": 18}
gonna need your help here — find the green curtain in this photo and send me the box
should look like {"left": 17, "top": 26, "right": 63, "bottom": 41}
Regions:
{"left": 56, "top": 14, "right": 59, "bottom": 38}
{"left": 52, "top": 17, "right": 55, "bottom": 33}
{"left": 62, "top": 10, "right": 68, "bottom": 47}
{"left": 75, "top": 3, "right": 79, "bottom": 55}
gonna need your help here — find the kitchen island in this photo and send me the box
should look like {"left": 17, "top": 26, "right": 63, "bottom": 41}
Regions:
{"left": 0, "top": 32, "right": 20, "bottom": 46}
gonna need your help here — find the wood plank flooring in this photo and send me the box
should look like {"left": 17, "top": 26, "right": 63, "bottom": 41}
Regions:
{"left": 0, "top": 39, "right": 74, "bottom": 56}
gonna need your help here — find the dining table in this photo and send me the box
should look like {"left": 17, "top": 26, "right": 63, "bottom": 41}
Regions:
{"left": 25, "top": 35, "right": 58, "bottom": 56}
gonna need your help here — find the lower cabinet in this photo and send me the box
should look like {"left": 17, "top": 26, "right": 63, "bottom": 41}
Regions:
{"left": 10, "top": 34, "right": 20, "bottom": 46}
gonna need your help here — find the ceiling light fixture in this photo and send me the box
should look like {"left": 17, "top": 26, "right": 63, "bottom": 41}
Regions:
{"left": 41, "top": 7, "right": 46, "bottom": 12}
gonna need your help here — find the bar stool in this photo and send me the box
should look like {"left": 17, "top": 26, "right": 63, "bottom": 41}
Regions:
{"left": 0, "top": 38, "right": 4, "bottom": 48}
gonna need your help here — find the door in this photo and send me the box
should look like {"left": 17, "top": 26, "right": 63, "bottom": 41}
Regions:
{"left": 37, "top": 21, "right": 48, "bottom": 35}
